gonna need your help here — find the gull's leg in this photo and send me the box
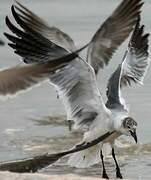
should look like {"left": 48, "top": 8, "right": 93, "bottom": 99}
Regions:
{"left": 100, "top": 150, "right": 109, "bottom": 179}
{"left": 56, "top": 93, "right": 59, "bottom": 99}
{"left": 112, "top": 148, "right": 123, "bottom": 179}
{"left": 56, "top": 90, "right": 59, "bottom": 99}
{"left": 67, "top": 120, "right": 72, "bottom": 131}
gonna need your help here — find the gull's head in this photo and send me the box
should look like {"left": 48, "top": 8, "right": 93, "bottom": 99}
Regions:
{"left": 122, "top": 117, "right": 138, "bottom": 143}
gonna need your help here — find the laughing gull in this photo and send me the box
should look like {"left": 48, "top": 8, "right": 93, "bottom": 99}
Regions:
{"left": 4, "top": 5, "right": 150, "bottom": 180}
{"left": 5, "top": 0, "right": 144, "bottom": 127}
{"left": 5, "top": 0, "right": 148, "bottom": 178}
{"left": 25, "top": 16, "right": 149, "bottom": 179}
{"left": 65, "top": 18, "right": 149, "bottom": 179}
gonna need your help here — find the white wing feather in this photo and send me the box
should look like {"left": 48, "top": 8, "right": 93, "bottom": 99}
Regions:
{"left": 49, "top": 59, "right": 109, "bottom": 133}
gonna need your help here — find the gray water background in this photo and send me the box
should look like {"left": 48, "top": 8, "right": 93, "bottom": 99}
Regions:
{"left": 0, "top": 0, "right": 151, "bottom": 179}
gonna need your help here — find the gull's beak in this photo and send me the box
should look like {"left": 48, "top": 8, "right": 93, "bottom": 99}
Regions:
{"left": 129, "top": 129, "right": 137, "bottom": 143}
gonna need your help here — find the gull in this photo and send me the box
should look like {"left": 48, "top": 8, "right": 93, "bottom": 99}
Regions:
{"left": 3, "top": 2, "right": 149, "bottom": 179}
{"left": 33, "top": 16, "right": 149, "bottom": 179}
{"left": 5, "top": 0, "right": 144, "bottom": 128}
{"left": 48, "top": 17, "right": 149, "bottom": 179}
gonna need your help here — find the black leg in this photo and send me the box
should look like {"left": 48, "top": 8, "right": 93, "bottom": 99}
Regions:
{"left": 100, "top": 150, "right": 109, "bottom": 179}
{"left": 57, "top": 93, "right": 59, "bottom": 99}
{"left": 112, "top": 148, "right": 123, "bottom": 179}
{"left": 67, "top": 120, "right": 72, "bottom": 131}
{"left": 56, "top": 90, "right": 59, "bottom": 99}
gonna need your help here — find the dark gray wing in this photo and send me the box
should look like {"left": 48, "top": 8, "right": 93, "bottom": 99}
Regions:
{"left": 14, "top": 1, "right": 76, "bottom": 52}
{"left": 4, "top": 6, "right": 70, "bottom": 63}
{"left": 4, "top": 6, "right": 89, "bottom": 96}
{"left": 4, "top": 10, "right": 87, "bottom": 64}
{"left": 105, "top": 65, "right": 125, "bottom": 110}
{"left": 106, "top": 17, "right": 150, "bottom": 110}
{"left": 87, "top": 0, "right": 143, "bottom": 74}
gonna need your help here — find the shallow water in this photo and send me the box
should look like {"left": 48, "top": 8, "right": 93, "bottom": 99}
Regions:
{"left": 0, "top": 0, "right": 151, "bottom": 179}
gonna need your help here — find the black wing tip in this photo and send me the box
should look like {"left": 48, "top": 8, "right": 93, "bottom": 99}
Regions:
{"left": 11, "top": 5, "right": 21, "bottom": 23}
{"left": 5, "top": 16, "right": 14, "bottom": 31}
{"left": 137, "top": 25, "right": 149, "bottom": 43}
{"left": 11, "top": 5, "right": 15, "bottom": 13}
{"left": 3, "top": 32, "right": 11, "bottom": 39}
{"left": 138, "top": 1, "right": 144, "bottom": 8}
{"left": 11, "top": 5, "right": 19, "bottom": 23}
{"left": 136, "top": 15, "right": 141, "bottom": 26}
{"left": 5, "top": 16, "right": 13, "bottom": 31}
{"left": 5, "top": 15, "right": 9, "bottom": 24}
{"left": 3, "top": 33, "right": 17, "bottom": 51}
{"left": 129, "top": 14, "right": 149, "bottom": 61}
{"left": 3, "top": 33, "right": 10, "bottom": 46}
{"left": 130, "top": 13, "right": 150, "bottom": 47}
{"left": 8, "top": 43, "right": 16, "bottom": 49}
{"left": 144, "top": 33, "right": 150, "bottom": 39}
{"left": 4, "top": 17, "right": 9, "bottom": 31}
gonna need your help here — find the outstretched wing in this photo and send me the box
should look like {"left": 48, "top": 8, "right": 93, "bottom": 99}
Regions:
{"left": 106, "top": 17, "right": 150, "bottom": 110}
{"left": 4, "top": 6, "right": 88, "bottom": 96}
{"left": 14, "top": 1, "right": 76, "bottom": 52}
{"left": 4, "top": 2, "right": 110, "bottom": 148}
{"left": 4, "top": 5, "right": 102, "bottom": 132}
{"left": 87, "top": 0, "right": 143, "bottom": 74}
